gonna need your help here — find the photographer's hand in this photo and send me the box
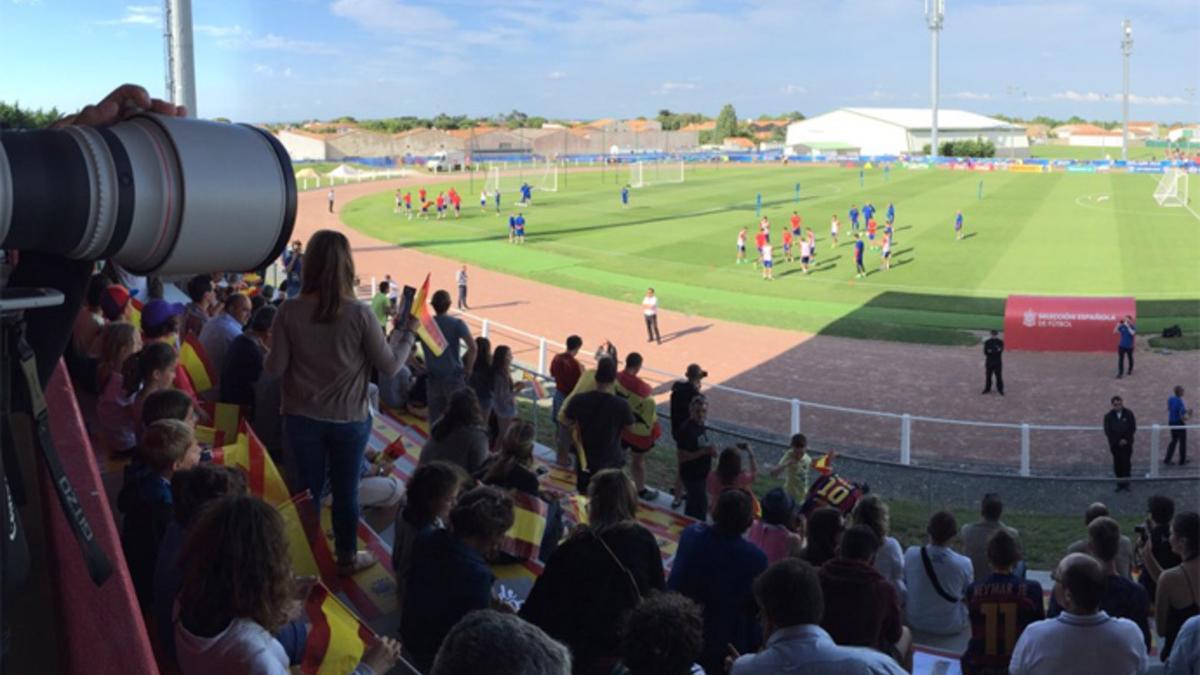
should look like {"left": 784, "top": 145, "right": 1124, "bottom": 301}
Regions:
{"left": 54, "top": 84, "right": 186, "bottom": 128}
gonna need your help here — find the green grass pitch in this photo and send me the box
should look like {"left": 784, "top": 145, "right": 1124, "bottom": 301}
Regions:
{"left": 342, "top": 164, "right": 1199, "bottom": 345}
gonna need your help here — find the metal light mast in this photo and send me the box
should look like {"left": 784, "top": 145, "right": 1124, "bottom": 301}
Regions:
{"left": 926, "top": 0, "right": 945, "bottom": 158}
{"left": 164, "top": 0, "right": 197, "bottom": 117}
{"left": 1121, "top": 19, "right": 1133, "bottom": 162}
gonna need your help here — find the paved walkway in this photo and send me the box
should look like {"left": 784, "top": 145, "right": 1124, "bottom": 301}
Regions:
{"left": 295, "top": 177, "right": 1200, "bottom": 475}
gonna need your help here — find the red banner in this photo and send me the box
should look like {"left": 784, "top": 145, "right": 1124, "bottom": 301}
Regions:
{"left": 1004, "top": 295, "right": 1135, "bottom": 352}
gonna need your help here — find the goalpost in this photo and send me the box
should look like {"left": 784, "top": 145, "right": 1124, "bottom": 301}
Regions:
{"left": 1153, "top": 168, "right": 1190, "bottom": 208}
{"left": 532, "top": 161, "right": 558, "bottom": 192}
{"left": 484, "top": 162, "right": 558, "bottom": 197}
{"left": 628, "top": 160, "right": 684, "bottom": 189}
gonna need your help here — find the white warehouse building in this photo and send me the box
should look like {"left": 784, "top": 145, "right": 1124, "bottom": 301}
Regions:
{"left": 786, "top": 108, "right": 1029, "bottom": 158}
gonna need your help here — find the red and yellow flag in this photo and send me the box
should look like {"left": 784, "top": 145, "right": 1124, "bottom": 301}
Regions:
{"left": 278, "top": 491, "right": 340, "bottom": 582}
{"left": 498, "top": 491, "right": 548, "bottom": 561}
{"left": 522, "top": 371, "right": 546, "bottom": 400}
{"left": 411, "top": 273, "right": 448, "bottom": 357}
{"left": 129, "top": 298, "right": 143, "bottom": 330}
{"left": 300, "top": 583, "right": 376, "bottom": 675}
{"left": 812, "top": 451, "right": 836, "bottom": 476}
{"left": 178, "top": 333, "right": 215, "bottom": 393}
{"left": 211, "top": 422, "right": 290, "bottom": 505}
{"left": 195, "top": 401, "right": 241, "bottom": 448}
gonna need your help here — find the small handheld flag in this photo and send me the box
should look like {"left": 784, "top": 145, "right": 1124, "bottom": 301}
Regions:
{"left": 411, "top": 273, "right": 448, "bottom": 356}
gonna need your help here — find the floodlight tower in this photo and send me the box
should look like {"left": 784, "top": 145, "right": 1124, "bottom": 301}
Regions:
{"left": 921, "top": 0, "right": 940, "bottom": 158}
{"left": 1121, "top": 19, "right": 1133, "bottom": 162}
{"left": 163, "top": 0, "right": 197, "bottom": 117}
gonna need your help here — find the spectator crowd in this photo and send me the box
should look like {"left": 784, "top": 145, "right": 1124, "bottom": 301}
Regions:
{"left": 64, "top": 228, "right": 1199, "bottom": 675}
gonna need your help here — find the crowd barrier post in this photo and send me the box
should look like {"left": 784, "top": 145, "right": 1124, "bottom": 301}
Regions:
{"left": 1020, "top": 424, "right": 1032, "bottom": 476}
{"left": 481, "top": 318, "right": 490, "bottom": 339}
{"left": 790, "top": 399, "right": 801, "bottom": 435}
{"left": 900, "top": 414, "right": 912, "bottom": 465}
{"left": 1149, "top": 424, "right": 1161, "bottom": 478}
{"left": 537, "top": 337, "right": 548, "bottom": 375}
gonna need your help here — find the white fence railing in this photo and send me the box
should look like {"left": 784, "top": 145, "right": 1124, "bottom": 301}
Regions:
{"left": 450, "top": 311, "right": 1198, "bottom": 480}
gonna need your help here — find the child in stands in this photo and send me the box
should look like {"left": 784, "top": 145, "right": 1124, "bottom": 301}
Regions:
{"left": 175, "top": 495, "right": 402, "bottom": 675}
{"left": 706, "top": 443, "right": 758, "bottom": 513}
{"left": 392, "top": 461, "right": 468, "bottom": 613}
{"left": 771, "top": 433, "right": 813, "bottom": 504}
{"left": 122, "top": 342, "right": 179, "bottom": 437}
{"left": 119, "top": 419, "right": 202, "bottom": 609}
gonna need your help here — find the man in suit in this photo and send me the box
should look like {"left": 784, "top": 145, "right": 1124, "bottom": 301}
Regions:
{"left": 982, "top": 330, "right": 1005, "bottom": 395}
{"left": 1104, "top": 396, "right": 1137, "bottom": 492}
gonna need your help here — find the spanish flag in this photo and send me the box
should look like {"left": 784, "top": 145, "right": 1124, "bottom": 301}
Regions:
{"left": 211, "top": 422, "right": 290, "bottom": 506}
{"left": 178, "top": 333, "right": 215, "bottom": 393}
{"left": 411, "top": 273, "right": 447, "bottom": 357}
{"left": 129, "top": 298, "right": 143, "bottom": 330}
{"left": 498, "top": 491, "right": 548, "bottom": 561}
{"left": 196, "top": 401, "right": 241, "bottom": 448}
{"left": 300, "top": 582, "right": 376, "bottom": 675}
{"left": 613, "top": 379, "right": 662, "bottom": 451}
{"left": 522, "top": 371, "right": 546, "bottom": 400}
{"left": 812, "top": 451, "right": 836, "bottom": 476}
{"left": 278, "top": 491, "right": 339, "bottom": 582}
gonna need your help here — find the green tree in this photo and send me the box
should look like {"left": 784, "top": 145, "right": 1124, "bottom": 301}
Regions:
{"left": 713, "top": 103, "right": 738, "bottom": 143}
{"left": 780, "top": 110, "right": 805, "bottom": 122}
{"left": 527, "top": 116, "right": 547, "bottom": 129}
{"left": 770, "top": 126, "right": 787, "bottom": 142}
{"left": 0, "top": 101, "right": 62, "bottom": 129}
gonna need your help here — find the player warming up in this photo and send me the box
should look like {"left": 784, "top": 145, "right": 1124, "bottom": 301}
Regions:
{"left": 754, "top": 228, "right": 767, "bottom": 269}
{"left": 790, "top": 211, "right": 802, "bottom": 237}
{"left": 480, "top": 189, "right": 488, "bottom": 213}
{"left": 955, "top": 210, "right": 964, "bottom": 240}
{"left": 806, "top": 227, "right": 816, "bottom": 263}
{"left": 849, "top": 204, "right": 860, "bottom": 232}
{"left": 621, "top": 184, "right": 630, "bottom": 208}
{"left": 880, "top": 233, "right": 891, "bottom": 271}
{"left": 830, "top": 215, "right": 840, "bottom": 247}
{"left": 886, "top": 202, "right": 895, "bottom": 225}
{"left": 736, "top": 227, "right": 748, "bottom": 264}
{"left": 761, "top": 240, "right": 774, "bottom": 281}
{"left": 394, "top": 189, "right": 402, "bottom": 214}
{"left": 404, "top": 191, "right": 413, "bottom": 220}
{"left": 495, "top": 188, "right": 502, "bottom": 214}
{"left": 854, "top": 234, "right": 866, "bottom": 278}
{"left": 514, "top": 212, "right": 526, "bottom": 244}
{"left": 799, "top": 236, "right": 812, "bottom": 274}
{"left": 782, "top": 227, "right": 794, "bottom": 263}
{"left": 508, "top": 212, "right": 517, "bottom": 243}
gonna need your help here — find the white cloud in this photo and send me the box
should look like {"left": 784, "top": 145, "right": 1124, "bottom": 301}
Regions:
{"left": 330, "top": 0, "right": 455, "bottom": 34}
{"left": 659, "top": 81, "right": 698, "bottom": 91}
{"left": 99, "top": 5, "right": 159, "bottom": 26}
{"left": 253, "top": 64, "right": 274, "bottom": 76}
{"left": 945, "top": 91, "right": 992, "bottom": 100}
{"left": 547, "top": 71, "right": 567, "bottom": 80}
{"left": 283, "top": 67, "right": 294, "bottom": 78}
{"left": 195, "top": 24, "right": 246, "bottom": 38}
{"left": 1129, "top": 93, "right": 1190, "bottom": 105}
{"left": 1052, "top": 90, "right": 1108, "bottom": 102}
{"left": 780, "top": 84, "right": 807, "bottom": 95}
{"left": 1048, "top": 90, "right": 1190, "bottom": 106}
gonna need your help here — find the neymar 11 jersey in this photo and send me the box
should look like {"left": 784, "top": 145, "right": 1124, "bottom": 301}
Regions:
{"left": 961, "top": 573, "right": 1045, "bottom": 675}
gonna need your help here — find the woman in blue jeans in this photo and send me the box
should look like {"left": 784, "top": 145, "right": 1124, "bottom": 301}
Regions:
{"left": 266, "top": 230, "right": 416, "bottom": 576}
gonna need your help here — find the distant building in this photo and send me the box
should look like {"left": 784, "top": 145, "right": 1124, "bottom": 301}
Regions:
{"left": 276, "top": 129, "right": 330, "bottom": 161}
{"left": 786, "top": 108, "right": 1029, "bottom": 157}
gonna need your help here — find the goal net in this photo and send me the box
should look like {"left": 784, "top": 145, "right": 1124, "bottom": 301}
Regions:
{"left": 629, "top": 160, "right": 684, "bottom": 189}
{"left": 484, "top": 162, "right": 558, "bottom": 198}
{"left": 532, "top": 161, "right": 558, "bottom": 193}
{"left": 1153, "top": 168, "right": 1189, "bottom": 207}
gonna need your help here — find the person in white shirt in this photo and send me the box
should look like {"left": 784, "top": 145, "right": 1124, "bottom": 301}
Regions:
{"left": 903, "top": 511, "right": 973, "bottom": 635}
{"left": 1009, "top": 553, "right": 1147, "bottom": 675}
{"left": 851, "top": 495, "right": 907, "bottom": 604}
{"left": 642, "top": 288, "right": 661, "bottom": 344}
{"left": 327, "top": 188, "right": 335, "bottom": 213}
{"left": 730, "top": 559, "right": 906, "bottom": 675}
{"left": 830, "top": 214, "right": 840, "bottom": 247}
{"left": 456, "top": 266, "right": 469, "bottom": 310}
{"left": 761, "top": 243, "right": 774, "bottom": 281}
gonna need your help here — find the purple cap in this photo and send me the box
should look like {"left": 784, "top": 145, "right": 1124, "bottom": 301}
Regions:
{"left": 141, "top": 299, "right": 185, "bottom": 331}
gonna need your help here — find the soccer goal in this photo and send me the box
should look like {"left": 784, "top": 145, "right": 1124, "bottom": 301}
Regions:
{"left": 484, "top": 166, "right": 502, "bottom": 197}
{"left": 1153, "top": 168, "right": 1190, "bottom": 207}
{"left": 629, "top": 160, "right": 685, "bottom": 189}
{"left": 532, "top": 161, "right": 558, "bottom": 192}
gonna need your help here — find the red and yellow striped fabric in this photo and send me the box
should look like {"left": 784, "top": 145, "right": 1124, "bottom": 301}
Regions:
{"left": 812, "top": 451, "right": 836, "bottom": 476}
{"left": 178, "top": 333, "right": 215, "bottom": 393}
{"left": 129, "top": 298, "right": 143, "bottom": 330}
{"left": 210, "top": 422, "right": 290, "bottom": 506}
{"left": 278, "top": 491, "right": 339, "bottom": 582}
{"left": 498, "top": 491, "right": 548, "bottom": 561}
{"left": 196, "top": 401, "right": 241, "bottom": 448}
{"left": 412, "top": 273, "right": 447, "bottom": 357}
{"left": 300, "top": 582, "right": 376, "bottom": 675}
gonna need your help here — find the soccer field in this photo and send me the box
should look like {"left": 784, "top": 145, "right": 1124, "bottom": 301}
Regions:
{"left": 342, "top": 164, "right": 1200, "bottom": 344}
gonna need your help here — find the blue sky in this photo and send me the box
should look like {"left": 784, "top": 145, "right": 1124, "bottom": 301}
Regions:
{"left": 2, "top": 0, "right": 1197, "bottom": 123}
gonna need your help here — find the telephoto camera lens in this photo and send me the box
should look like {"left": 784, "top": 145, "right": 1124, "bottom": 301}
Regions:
{"left": 0, "top": 114, "right": 295, "bottom": 275}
